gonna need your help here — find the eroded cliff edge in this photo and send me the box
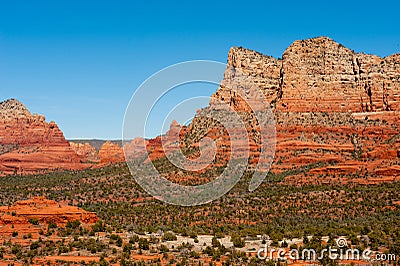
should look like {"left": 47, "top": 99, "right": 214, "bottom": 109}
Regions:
{"left": 212, "top": 37, "right": 400, "bottom": 113}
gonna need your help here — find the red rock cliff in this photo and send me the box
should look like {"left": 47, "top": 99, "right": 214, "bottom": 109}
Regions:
{"left": 212, "top": 37, "right": 400, "bottom": 113}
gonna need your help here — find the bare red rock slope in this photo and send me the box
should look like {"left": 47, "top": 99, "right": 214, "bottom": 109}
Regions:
{"left": 0, "top": 196, "right": 98, "bottom": 226}
{"left": 0, "top": 196, "right": 98, "bottom": 243}
{"left": 0, "top": 99, "right": 88, "bottom": 175}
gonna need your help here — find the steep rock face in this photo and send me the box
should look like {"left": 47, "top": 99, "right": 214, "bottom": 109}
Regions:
{"left": 0, "top": 99, "right": 86, "bottom": 175}
{"left": 98, "top": 141, "right": 124, "bottom": 163}
{"left": 280, "top": 37, "right": 400, "bottom": 112}
{"left": 211, "top": 47, "right": 282, "bottom": 111}
{"left": 212, "top": 37, "right": 400, "bottom": 113}
{"left": 280, "top": 37, "right": 357, "bottom": 112}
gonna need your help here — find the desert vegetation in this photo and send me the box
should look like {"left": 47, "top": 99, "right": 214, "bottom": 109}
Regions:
{"left": 0, "top": 163, "right": 398, "bottom": 264}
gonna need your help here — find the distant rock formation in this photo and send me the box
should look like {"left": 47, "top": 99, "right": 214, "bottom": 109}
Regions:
{"left": 98, "top": 141, "right": 125, "bottom": 163}
{"left": 0, "top": 99, "right": 88, "bottom": 175}
{"left": 70, "top": 142, "right": 100, "bottom": 163}
{"left": 123, "top": 137, "right": 149, "bottom": 160}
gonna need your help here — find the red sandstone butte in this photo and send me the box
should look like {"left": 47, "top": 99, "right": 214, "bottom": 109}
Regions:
{"left": 0, "top": 99, "right": 89, "bottom": 175}
{"left": 70, "top": 142, "right": 100, "bottom": 163}
{"left": 98, "top": 140, "right": 125, "bottom": 163}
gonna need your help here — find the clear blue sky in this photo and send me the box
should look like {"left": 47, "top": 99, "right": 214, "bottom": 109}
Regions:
{"left": 0, "top": 0, "right": 399, "bottom": 139}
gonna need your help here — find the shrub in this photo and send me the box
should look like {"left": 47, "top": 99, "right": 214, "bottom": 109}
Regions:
{"left": 11, "top": 244, "right": 22, "bottom": 254}
{"left": 231, "top": 233, "right": 245, "bottom": 248}
{"left": 162, "top": 232, "right": 177, "bottom": 241}
{"left": 138, "top": 238, "right": 149, "bottom": 250}
{"left": 212, "top": 236, "right": 221, "bottom": 248}
{"left": 110, "top": 234, "right": 123, "bottom": 247}
{"left": 214, "top": 232, "right": 225, "bottom": 239}
{"left": 129, "top": 235, "right": 139, "bottom": 244}
{"left": 48, "top": 221, "right": 57, "bottom": 229}
{"left": 66, "top": 220, "right": 81, "bottom": 229}
{"left": 28, "top": 218, "right": 39, "bottom": 225}
{"left": 159, "top": 244, "right": 169, "bottom": 253}
{"left": 123, "top": 243, "right": 133, "bottom": 253}
{"left": 92, "top": 220, "right": 105, "bottom": 232}
{"left": 30, "top": 241, "right": 40, "bottom": 250}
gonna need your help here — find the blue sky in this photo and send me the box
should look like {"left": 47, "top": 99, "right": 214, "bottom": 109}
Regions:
{"left": 0, "top": 0, "right": 399, "bottom": 139}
